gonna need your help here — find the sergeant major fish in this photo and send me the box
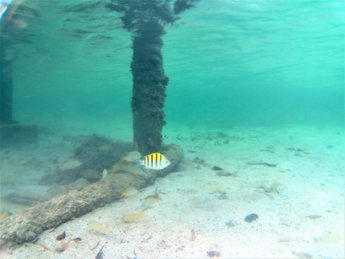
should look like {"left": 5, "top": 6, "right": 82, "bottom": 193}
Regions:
{"left": 141, "top": 152, "right": 171, "bottom": 170}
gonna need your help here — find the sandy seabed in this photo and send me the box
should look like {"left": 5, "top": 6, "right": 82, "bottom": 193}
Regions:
{"left": 0, "top": 124, "right": 344, "bottom": 258}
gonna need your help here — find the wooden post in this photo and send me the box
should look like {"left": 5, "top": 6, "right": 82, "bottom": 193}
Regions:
{"left": 131, "top": 25, "right": 168, "bottom": 154}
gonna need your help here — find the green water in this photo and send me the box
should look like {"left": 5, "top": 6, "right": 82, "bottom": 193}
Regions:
{"left": 3, "top": 0, "right": 344, "bottom": 133}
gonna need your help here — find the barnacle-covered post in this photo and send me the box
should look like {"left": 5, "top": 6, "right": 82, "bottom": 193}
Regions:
{"left": 107, "top": 0, "right": 197, "bottom": 155}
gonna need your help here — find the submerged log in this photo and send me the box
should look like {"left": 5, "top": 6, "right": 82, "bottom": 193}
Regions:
{"left": 0, "top": 144, "right": 183, "bottom": 245}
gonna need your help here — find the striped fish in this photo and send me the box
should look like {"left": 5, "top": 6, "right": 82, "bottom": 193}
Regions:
{"left": 140, "top": 152, "right": 171, "bottom": 170}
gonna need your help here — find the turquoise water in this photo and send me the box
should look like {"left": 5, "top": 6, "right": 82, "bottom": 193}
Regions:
{"left": 2, "top": 0, "right": 344, "bottom": 132}
{"left": 0, "top": 1, "right": 344, "bottom": 257}
{"left": 165, "top": 0, "right": 344, "bottom": 128}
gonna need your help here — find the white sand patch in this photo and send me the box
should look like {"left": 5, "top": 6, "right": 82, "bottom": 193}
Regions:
{"left": 1, "top": 125, "right": 344, "bottom": 258}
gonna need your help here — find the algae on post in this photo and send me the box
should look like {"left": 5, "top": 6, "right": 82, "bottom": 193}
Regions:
{"left": 107, "top": 0, "right": 198, "bottom": 154}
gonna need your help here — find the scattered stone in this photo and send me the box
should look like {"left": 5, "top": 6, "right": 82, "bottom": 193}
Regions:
{"left": 296, "top": 148, "right": 305, "bottom": 152}
{"left": 246, "top": 161, "right": 277, "bottom": 167}
{"left": 71, "top": 178, "right": 90, "bottom": 187}
{"left": 74, "top": 136, "right": 132, "bottom": 173}
{"left": 215, "top": 191, "right": 228, "bottom": 200}
{"left": 286, "top": 147, "right": 308, "bottom": 155}
{"left": 142, "top": 197, "right": 160, "bottom": 209}
{"left": 56, "top": 231, "right": 66, "bottom": 240}
{"left": 260, "top": 148, "right": 275, "bottom": 154}
{"left": 52, "top": 136, "right": 133, "bottom": 185}
{"left": 307, "top": 215, "right": 321, "bottom": 220}
{"left": 244, "top": 213, "right": 258, "bottom": 223}
{"left": 293, "top": 251, "right": 313, "bottom": 259}
{"left": 142, "top": 192, "right": 160, "bottom": 209}
{"left": 57, "top": 158, "right": 82, "bottom": 172}
{"left": 122, "top": 212, "right": 146, "bottom": 223}
{"left": 144, "top": 190, "right": 161, "bottom": 201}
{"left": 80, "top": 169, "right": 101, "bottom": 181}
{"left": 193, "top": 157, "right": 208, "bottom": 167}
{"left": 258, "top": 181, "right": 282, "bottom": 196}
{"left": 54, "top": 237, "right": 82, "bottom": 253}
{"left": 225, "top": 220, "right": 235, "bottom": 227}
{"left": 207, "top": 250, "right": 221, "bottom": 257}
{"left": 55, "top": 243, "right": 68, "bottom": 253}
{"left": 212, "top": 166, "right": 223, "bottom": 171}
{"left": 216, "top": 171, "right": 235, "bottom": 177}
{"left": 89, "top": 221, "right": 112, "bottom": 235}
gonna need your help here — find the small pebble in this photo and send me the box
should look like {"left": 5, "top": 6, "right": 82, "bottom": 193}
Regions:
{"left": 207, "top": 250, "right": 221, "bottom": 257}
{"left": 216, "top": 192, "right": 228, "bottom": 200}
{"left": 244, "top": 213, "right": 258, "bottom": 223}
{"left": 216, "top": 171, "right": 234, "bottom": 177}
{"left": 56, "top": 231, "right": 66, "bottom": 240}
{"left": 225, "top": 220, "right": 235, "bottom": 227}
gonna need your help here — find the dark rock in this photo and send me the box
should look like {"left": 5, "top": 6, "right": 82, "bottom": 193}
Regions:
{"left": 50, "top": 135, "right": 132, "bottom": 185}
{"left": 74, "top": 136, "right": 132, "bottom": 172}
{"left": 56, "top": 231, "right": 66, "bottom": 240}
{"left": 207, "top": 250, "right": 221, "bottom": 257}
{"left": 244, "top": 213, "right": 258, "bottom": 223}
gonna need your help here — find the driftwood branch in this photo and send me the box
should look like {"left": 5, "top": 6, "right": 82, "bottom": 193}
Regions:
{"left": 0, "top": 144, "right": 183, "bottom": 246}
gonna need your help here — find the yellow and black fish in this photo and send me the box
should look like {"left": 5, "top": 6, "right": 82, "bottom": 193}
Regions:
{"left": 140, "top": 152, "right": 171, "bottom": 170}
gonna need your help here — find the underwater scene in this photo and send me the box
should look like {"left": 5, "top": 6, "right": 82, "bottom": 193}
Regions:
{"left": 0, "top": 0, "right": 344, "bottom": 258}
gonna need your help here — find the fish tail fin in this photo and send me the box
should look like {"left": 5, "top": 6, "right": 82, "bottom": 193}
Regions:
{"left": 134, "top": 159, "right": 144, "bottom": 168}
